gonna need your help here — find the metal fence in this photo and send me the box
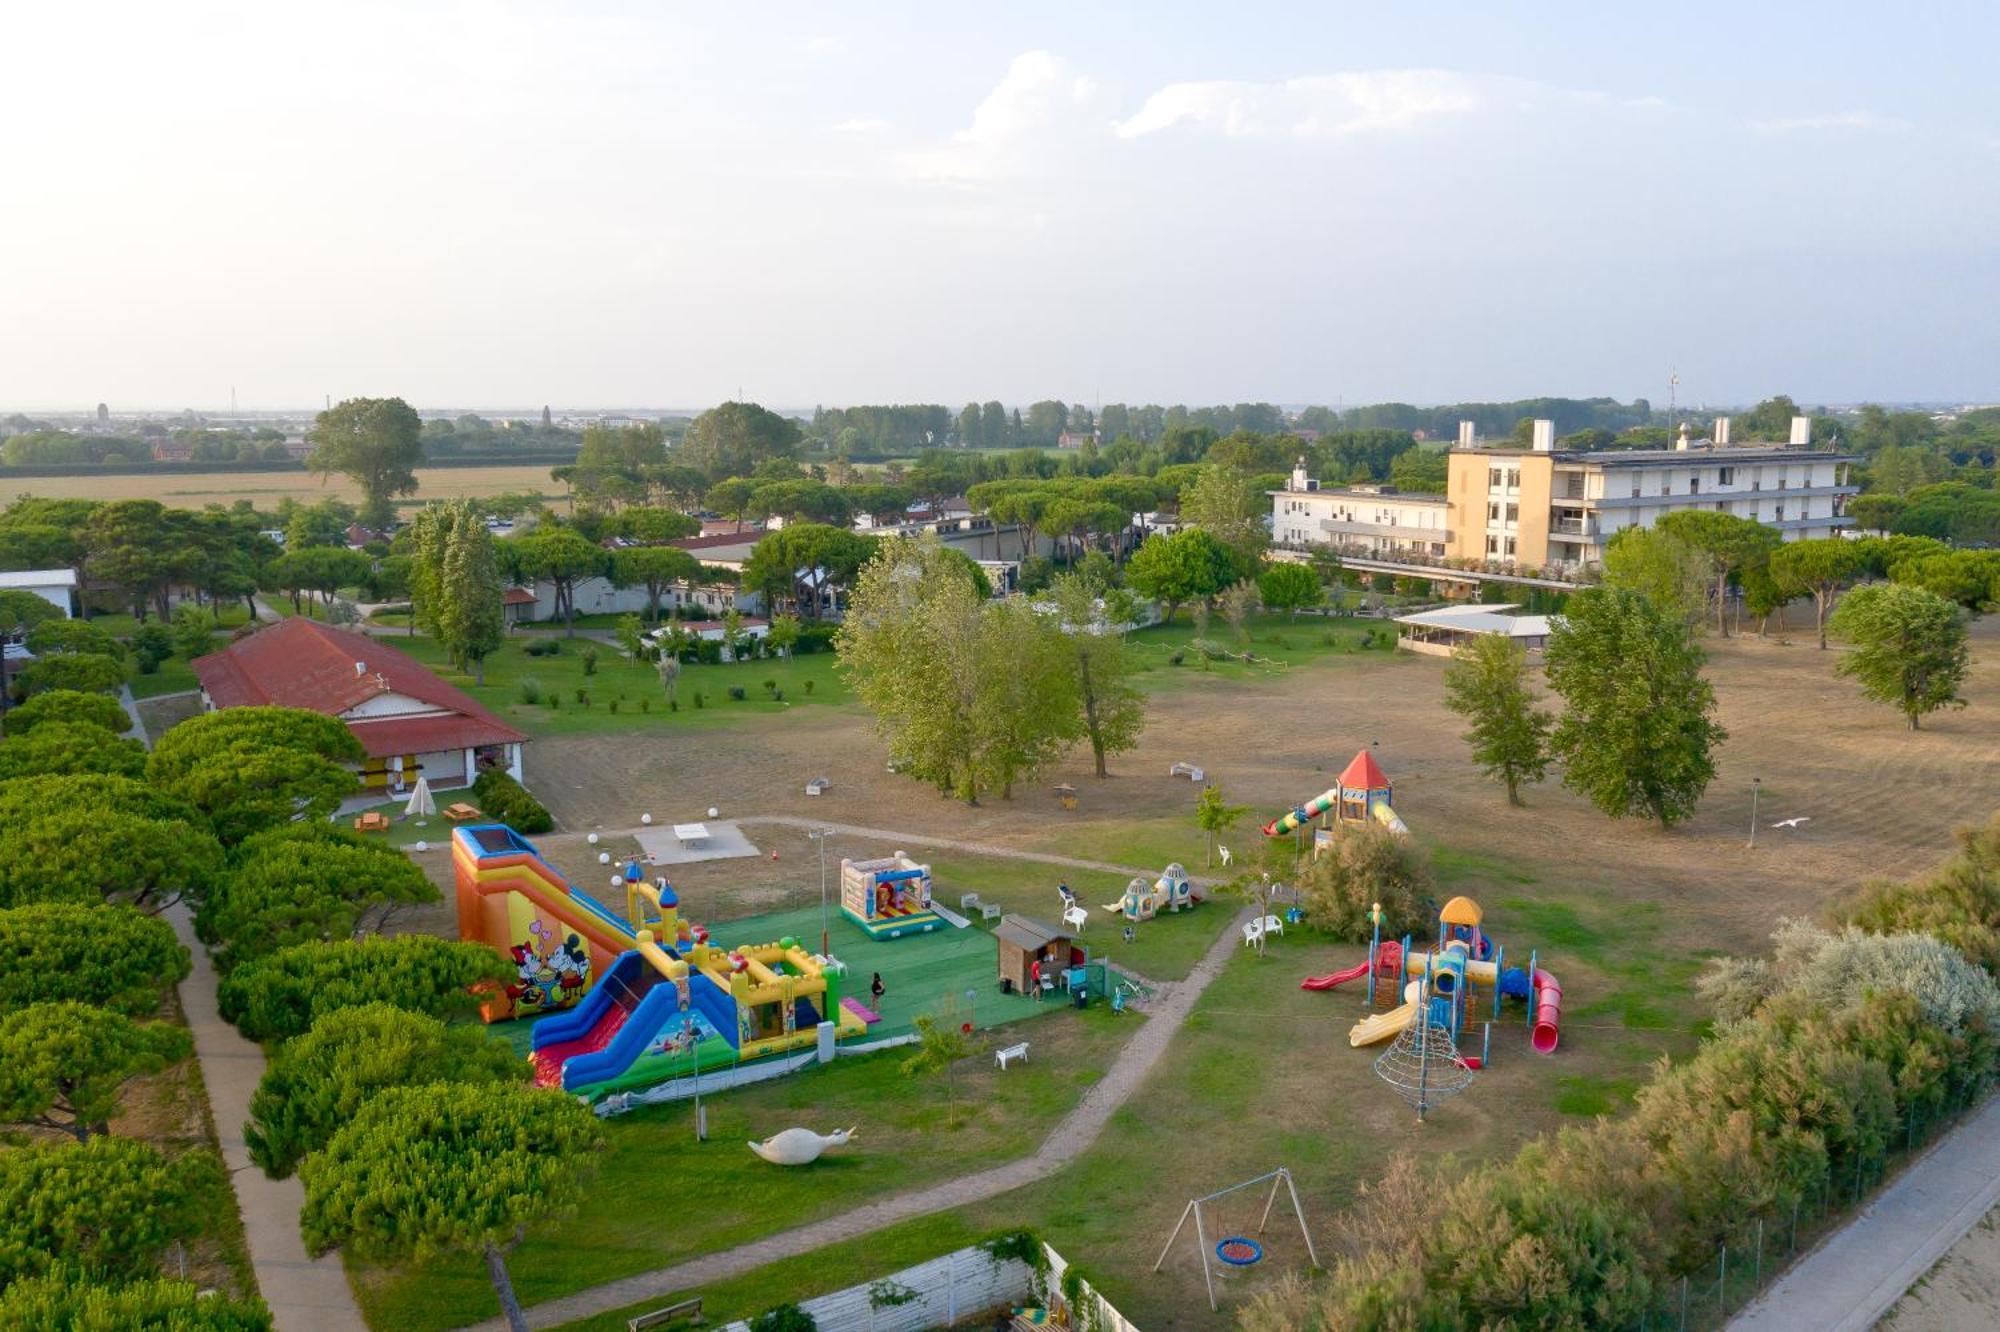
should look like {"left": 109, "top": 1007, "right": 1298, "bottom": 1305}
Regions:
{"left": 1625, "top": 1082, "right": 1989, "bottom": 1330}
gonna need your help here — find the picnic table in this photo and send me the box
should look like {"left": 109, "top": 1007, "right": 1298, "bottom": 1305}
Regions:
{"left": 443, "top": 802, "right": 481, "bottom": 822}
{"left": 353, "top": 811, "right": 390, "bottom": 833}
{"left": 672, "top": 822, "right": 710, "bottom": 848}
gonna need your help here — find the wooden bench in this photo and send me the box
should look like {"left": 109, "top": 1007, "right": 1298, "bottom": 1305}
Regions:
{"left": 627, "top": 1295, "right": 703, "bottom": 1329}
{"left": 443, "top": 802, "right": 481, "bottom": 822}
{"left": 995, "top": 1041, "right": 1030, "bottom": 1070}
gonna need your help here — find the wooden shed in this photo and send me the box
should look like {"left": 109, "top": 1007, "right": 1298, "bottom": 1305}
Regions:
{"left": 995, "top": 913, "right": 1080, "bottom": 994}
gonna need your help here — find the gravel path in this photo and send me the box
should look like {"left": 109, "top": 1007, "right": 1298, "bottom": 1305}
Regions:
{"left": 167, "top": 905, "right": 367, "bottom": 1332}
{"left": 456, "top": 904, "right": 1250, "bottom": 1331}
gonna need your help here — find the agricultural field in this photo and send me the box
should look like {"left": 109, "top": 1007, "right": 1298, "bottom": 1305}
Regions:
{"left": 0, "top": 463, "right": 563, "bottom": 510}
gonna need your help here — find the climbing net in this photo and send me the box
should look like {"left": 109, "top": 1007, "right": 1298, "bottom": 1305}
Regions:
{"left": 1373, "top": 1013, "right": 1476, "bottom": 1122}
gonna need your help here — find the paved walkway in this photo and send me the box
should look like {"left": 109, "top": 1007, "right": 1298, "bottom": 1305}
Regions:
{"left": 1730, "top": 1094, "right": 2000, "bottom": 1332}
{"left": 167, "top": 905, "right": 367, "bottom": 1332}
{"left": 116, "top": 684, "right": 149, "bottom": 746}
{"left": 458, "top": 905, "right": 1252, "bottom": 1331}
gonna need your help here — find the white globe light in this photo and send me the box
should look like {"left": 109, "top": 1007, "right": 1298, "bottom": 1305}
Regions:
{"left": 641, "top": 813, "right": 654, "bottom": 825}
{"left": 598, "top": 851, "right": 611, "bottom": 865}
{"left": 412, "top": 840, "right": 428, "bottom": 853}
{"left": 707, "top": 807, "right": 719, "bottom": 819}
{"left": 587, "top": 833, "right": 600, "bottom": 845}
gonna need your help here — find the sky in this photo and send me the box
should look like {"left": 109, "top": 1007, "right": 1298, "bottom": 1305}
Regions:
{"left": 3, "top": 1, "right": 1996, "bottom": 413}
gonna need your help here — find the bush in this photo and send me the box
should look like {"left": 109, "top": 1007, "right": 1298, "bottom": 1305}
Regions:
{"left": 1297, "top": 824, "right": 1433, "bottom": 942}
{"left": 692, "top": 693, "right": 703, "bottom": 709}
{"left": 573, "top": 687, "right": 588, "bottom": 704}
{"left": 803, "top": 679, "right": 815, "bottom": 695}
{"left": 471, "top": 770, "right": 553, "bottom": 834}
{"left": 640, "top": 696, "right": 651, "bottom": 712}
{"left": 795, "top": 625, "right": 835, "bottom": 655}
{"left": 1169, "top": 651, "right": 1185, "bottom": 666}
{"left": 522, "top": 638, "right": 560, "bottom": 657}
{"left": 580, "top": 645, "right": 598, "bottom": 675}
{"left": 772, "top": 687, "right": 784, "bottom": 702}
{"left": 728, "top": 686, "right": 747, "bottom": 701}
{"left": 516, "top": 677, "right": 543, "bottom": 705}
{"left": 748, "top": 1305, "right": 817, "bottom": 1332}
{"left": 762, "top": 678, "right": 778, "bottom": 693}
{"left": 608, "top": 699, "right": 619, "bottom": 714}
{"left": 1834, "top": 813, "right": 2000, "bottom": 970}
{"left": 129, "top": 623, "right": 174, "bottom": 674}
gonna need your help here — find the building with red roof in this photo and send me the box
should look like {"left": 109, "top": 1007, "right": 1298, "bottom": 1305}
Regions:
{"left": 191, "top": 618, "right": 527, "bottom": 794}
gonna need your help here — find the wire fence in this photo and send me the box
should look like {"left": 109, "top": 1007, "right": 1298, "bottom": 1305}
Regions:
{"left": 1627, "top": 1081, "right": 1990, "bottom": 1330}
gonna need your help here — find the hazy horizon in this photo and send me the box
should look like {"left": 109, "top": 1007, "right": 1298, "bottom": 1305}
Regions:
{"left": 6, "top": 2, "right": 1996, "bottom": 411}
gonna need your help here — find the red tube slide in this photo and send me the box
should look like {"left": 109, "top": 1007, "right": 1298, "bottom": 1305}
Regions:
{"left": 1530, "top": 970, "right": 1562, "bottom": 1054}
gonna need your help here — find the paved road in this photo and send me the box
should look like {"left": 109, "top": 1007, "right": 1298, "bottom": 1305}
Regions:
{"left": 1730, "top": 1094, "right": 2000, "bottom": 1332}
{"left": 457, "top": 904, "right": 1251, "bottom": 1331}
{"left": 166, "top": 905, "right": 367, "bottom": 1332}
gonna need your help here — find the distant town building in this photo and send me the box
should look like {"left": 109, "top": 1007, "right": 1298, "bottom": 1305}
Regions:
{"left": 1272, "top": 417, "right": 1859, "bottom": 578}
{"left": 1056, "top": 430, "right": 1094, "bottom": 450}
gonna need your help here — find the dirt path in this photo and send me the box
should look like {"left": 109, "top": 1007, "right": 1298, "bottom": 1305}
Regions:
{"left": 166, "top": 905, "right": 366, "bottom": 1332}
{"left": 1730, "top": 1095, "right": 2000, "bottom": 1332}
{"left": 732, "top": 813, "right": 1168, "bottom": 881}
{"left": 455, "top": 905, "right": 1252, "bottom": 1332}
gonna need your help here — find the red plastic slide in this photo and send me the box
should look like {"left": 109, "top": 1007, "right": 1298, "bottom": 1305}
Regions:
{"left": 1300, "top": 960, "right": 1372, "bottom": 991}
{"left": 1530, "top": 969, "right": 1563, "bottom": 1054}
{"left": 530, "top": 1004, "right": 630, "bottom": 1087}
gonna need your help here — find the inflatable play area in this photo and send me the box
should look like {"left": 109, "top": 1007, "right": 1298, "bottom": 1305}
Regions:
{"left": 1300, "top": 894, "right": 1564, "bottom": 1056}
{"left": 453, "top": 825, "right": 867, "bottom": 1101}
{"left": 839, "top": 853, "right": 943, "bottom": 939}
{"left": 1263, "top": 748, "right": 1410, "bottom": 844}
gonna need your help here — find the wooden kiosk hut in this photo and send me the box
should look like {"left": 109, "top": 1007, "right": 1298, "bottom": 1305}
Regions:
{"left": 995, "top": 913, "right": 1080, "bottom": 995}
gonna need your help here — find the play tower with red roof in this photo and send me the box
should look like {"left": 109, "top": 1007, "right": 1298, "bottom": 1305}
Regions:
{"left": 1261, "top": 748, "right": 1410, "bottom": 839}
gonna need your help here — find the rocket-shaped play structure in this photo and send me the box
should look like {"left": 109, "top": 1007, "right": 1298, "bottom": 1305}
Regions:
{"left": 1262, "top": 749, "right": 1409, "bottom": 839}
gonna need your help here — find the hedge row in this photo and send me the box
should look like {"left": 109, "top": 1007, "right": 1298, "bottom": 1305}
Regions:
{"left": 471, "top": 769, "right": 552, "bottom": 834}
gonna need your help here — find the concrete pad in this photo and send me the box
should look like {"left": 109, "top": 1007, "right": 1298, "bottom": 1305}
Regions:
{"left": 634, "top": 820, "right": 761, "bottom": 865}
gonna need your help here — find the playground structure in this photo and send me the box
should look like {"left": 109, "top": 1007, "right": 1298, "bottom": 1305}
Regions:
{"left": 454, "top": 824, "right": 865, "bottom": 1101}
{"left": 1102, "top": 862, "right": 1201, "bottom": 922}
{"left": 839, "top": 853, "right": 943, "bottom": 939}
{"left": 1262, "top": 748, "right": 1410, "bottom": 845}
{"left": 1300, "top": 895, "right": 1565, "bottom": 1058}
{"left": 1154, "top": 1168, "right": 1319, "bottom": 1312}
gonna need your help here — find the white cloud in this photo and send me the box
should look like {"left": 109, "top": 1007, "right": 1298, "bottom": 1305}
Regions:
{"left": 1113, "top": 69, "right": 1569, "bottom": 140}
{"left": 830, "top": 117, "right": 890, "bottom": 134}
{"left": 1752, "top": 110, "right": 1912, "bottom": 134}
{"left": 898, "top": 50, "right": 1114, "bottom": 182}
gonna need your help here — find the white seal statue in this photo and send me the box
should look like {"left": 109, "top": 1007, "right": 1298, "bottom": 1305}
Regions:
{"left": 747, "top": 1126, "right": 857, "bottom": 1165}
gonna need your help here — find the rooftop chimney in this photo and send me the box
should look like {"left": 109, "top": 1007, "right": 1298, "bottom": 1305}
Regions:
{"left": 1789, "top": 415, "right": 1811, "bottom": 446}
{"left": 1457, "top": 420, "right": 1476, "bottom": 449}
{"left": 1713, "top": 416, "right": 1731, "bottom": 446}
{"left": 1675, "top": 422, "right": 1693, "bottom": 452}
{"left": 1530, "top": 419, "right": 1554, "bottom": 452}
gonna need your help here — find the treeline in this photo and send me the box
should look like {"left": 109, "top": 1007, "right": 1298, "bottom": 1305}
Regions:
{"left": 1245, "top": 815, "right": 2000, "bottom": 1329}
{"left": 420, "top": 412, "right": 582, "bottom": 456}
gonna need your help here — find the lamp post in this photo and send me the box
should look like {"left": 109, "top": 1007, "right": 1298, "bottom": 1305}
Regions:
{"left": 1748, "top": 777, "right": 1762, "bottom": 849}
{"left": 809, "top": 827, "right": 833, "bottom": 957}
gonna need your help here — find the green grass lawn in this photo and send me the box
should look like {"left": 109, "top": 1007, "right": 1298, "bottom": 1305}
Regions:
{"left": 352, "top": 1002, "right": 1139, "bottom": 1331}
{"left": 383, "top": 631, "right": 850, "bottom": 737}
{"left": 128, "top": 658, "right": 202, "bottom": 699}
{"left": 1124, "top": 610, "right": 1405, "bottom": 693}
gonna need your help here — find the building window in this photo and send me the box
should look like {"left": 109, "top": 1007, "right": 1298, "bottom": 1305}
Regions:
{"left": 1775, "top": 503, "right": 1786, "bottom": 521}
{"left": 1504, "top": 536, "right": 1517, "bottom": 557}
{"left": 1485, "top": 535, "right": 1499, "bottom": 556}
{"left": 1719, "top": 467, "right": 1736, "bottom": 485}
{"left": 1505, "top": 503, "right": 1519, "bottom": 524}
{"left": 1487, "top": 501, "right": 1499, "bottom": 522}
{"left": 1489, "top": 467, "right": 1504, "bottom": 489}
{"left": 1689, "top": 476, "right": 1700, "bottom": 494}
{"left": 1506, "top": 469, "right": 1520, "bottom": 488}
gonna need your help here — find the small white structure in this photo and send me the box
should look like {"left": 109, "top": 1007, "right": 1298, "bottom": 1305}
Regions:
{"left": 0, "top": 569, "right": 78, "bottom": 619}
{"left": 747, "top": 1126, "right": 856, "bottom": 1166}
{"left": 1392, "top": 603, "right": 1554, "bottom": 657}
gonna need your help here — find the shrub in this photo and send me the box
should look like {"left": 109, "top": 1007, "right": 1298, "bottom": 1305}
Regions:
{"left": 748, "top": 1305, "right": 817, "bottom": 1332}
{"left": 1169, "top": 651, "right": 1185, "bottom": 666}
{"left": 546, "top": 692, "right": 559, "bottom": 709}
{"left": 1297, "top": 824, "right": 1433, "bottom": 943}
{"left": 762, "top": 678, "right": 777, "bottom": 693}
{"left": 640, "top": 696, "right": 650, "bottom": 712}
{"left": 1833, "top": 813, "right": 2000, "bottom": 971}
{"left": 129, "top": 624, "right": 175, "bottom": 674}
{"left": 803, "top": 679, "right": 815, "bottom": 695}
{"left": 516, "top": 677, "right": 543, "bottom": 705}
{"left": 522, "top": 638, "right": 560, "bottom": 657}
{"left": 728, "top": 686, "right": 747, "bottom": 701}
{"left": 772, "top": 687, "right": 784, "bottom": 702}
{"left": 693, "top": 693, "right": 704, "bottom": 709}
{"left": 608, "top": 699, "right": 619, "bottom": 714}
{"left": 573, "top": 687, "right": 587, "bottom": 704}
{"left": 579, "top": 645, "right": 598, "bottom": 676}
{"left": 471, "top": 770, "right": 553, "bottom": 834}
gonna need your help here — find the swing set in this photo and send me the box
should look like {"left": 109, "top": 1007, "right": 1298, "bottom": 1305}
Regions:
{"left": 1151, "top": 1167, "right": 1319, "bottom": 1311}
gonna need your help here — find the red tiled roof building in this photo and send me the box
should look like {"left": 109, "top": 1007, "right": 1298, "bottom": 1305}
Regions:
{"left": 192, "top": 618, "right": 527, "bottom": 793}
